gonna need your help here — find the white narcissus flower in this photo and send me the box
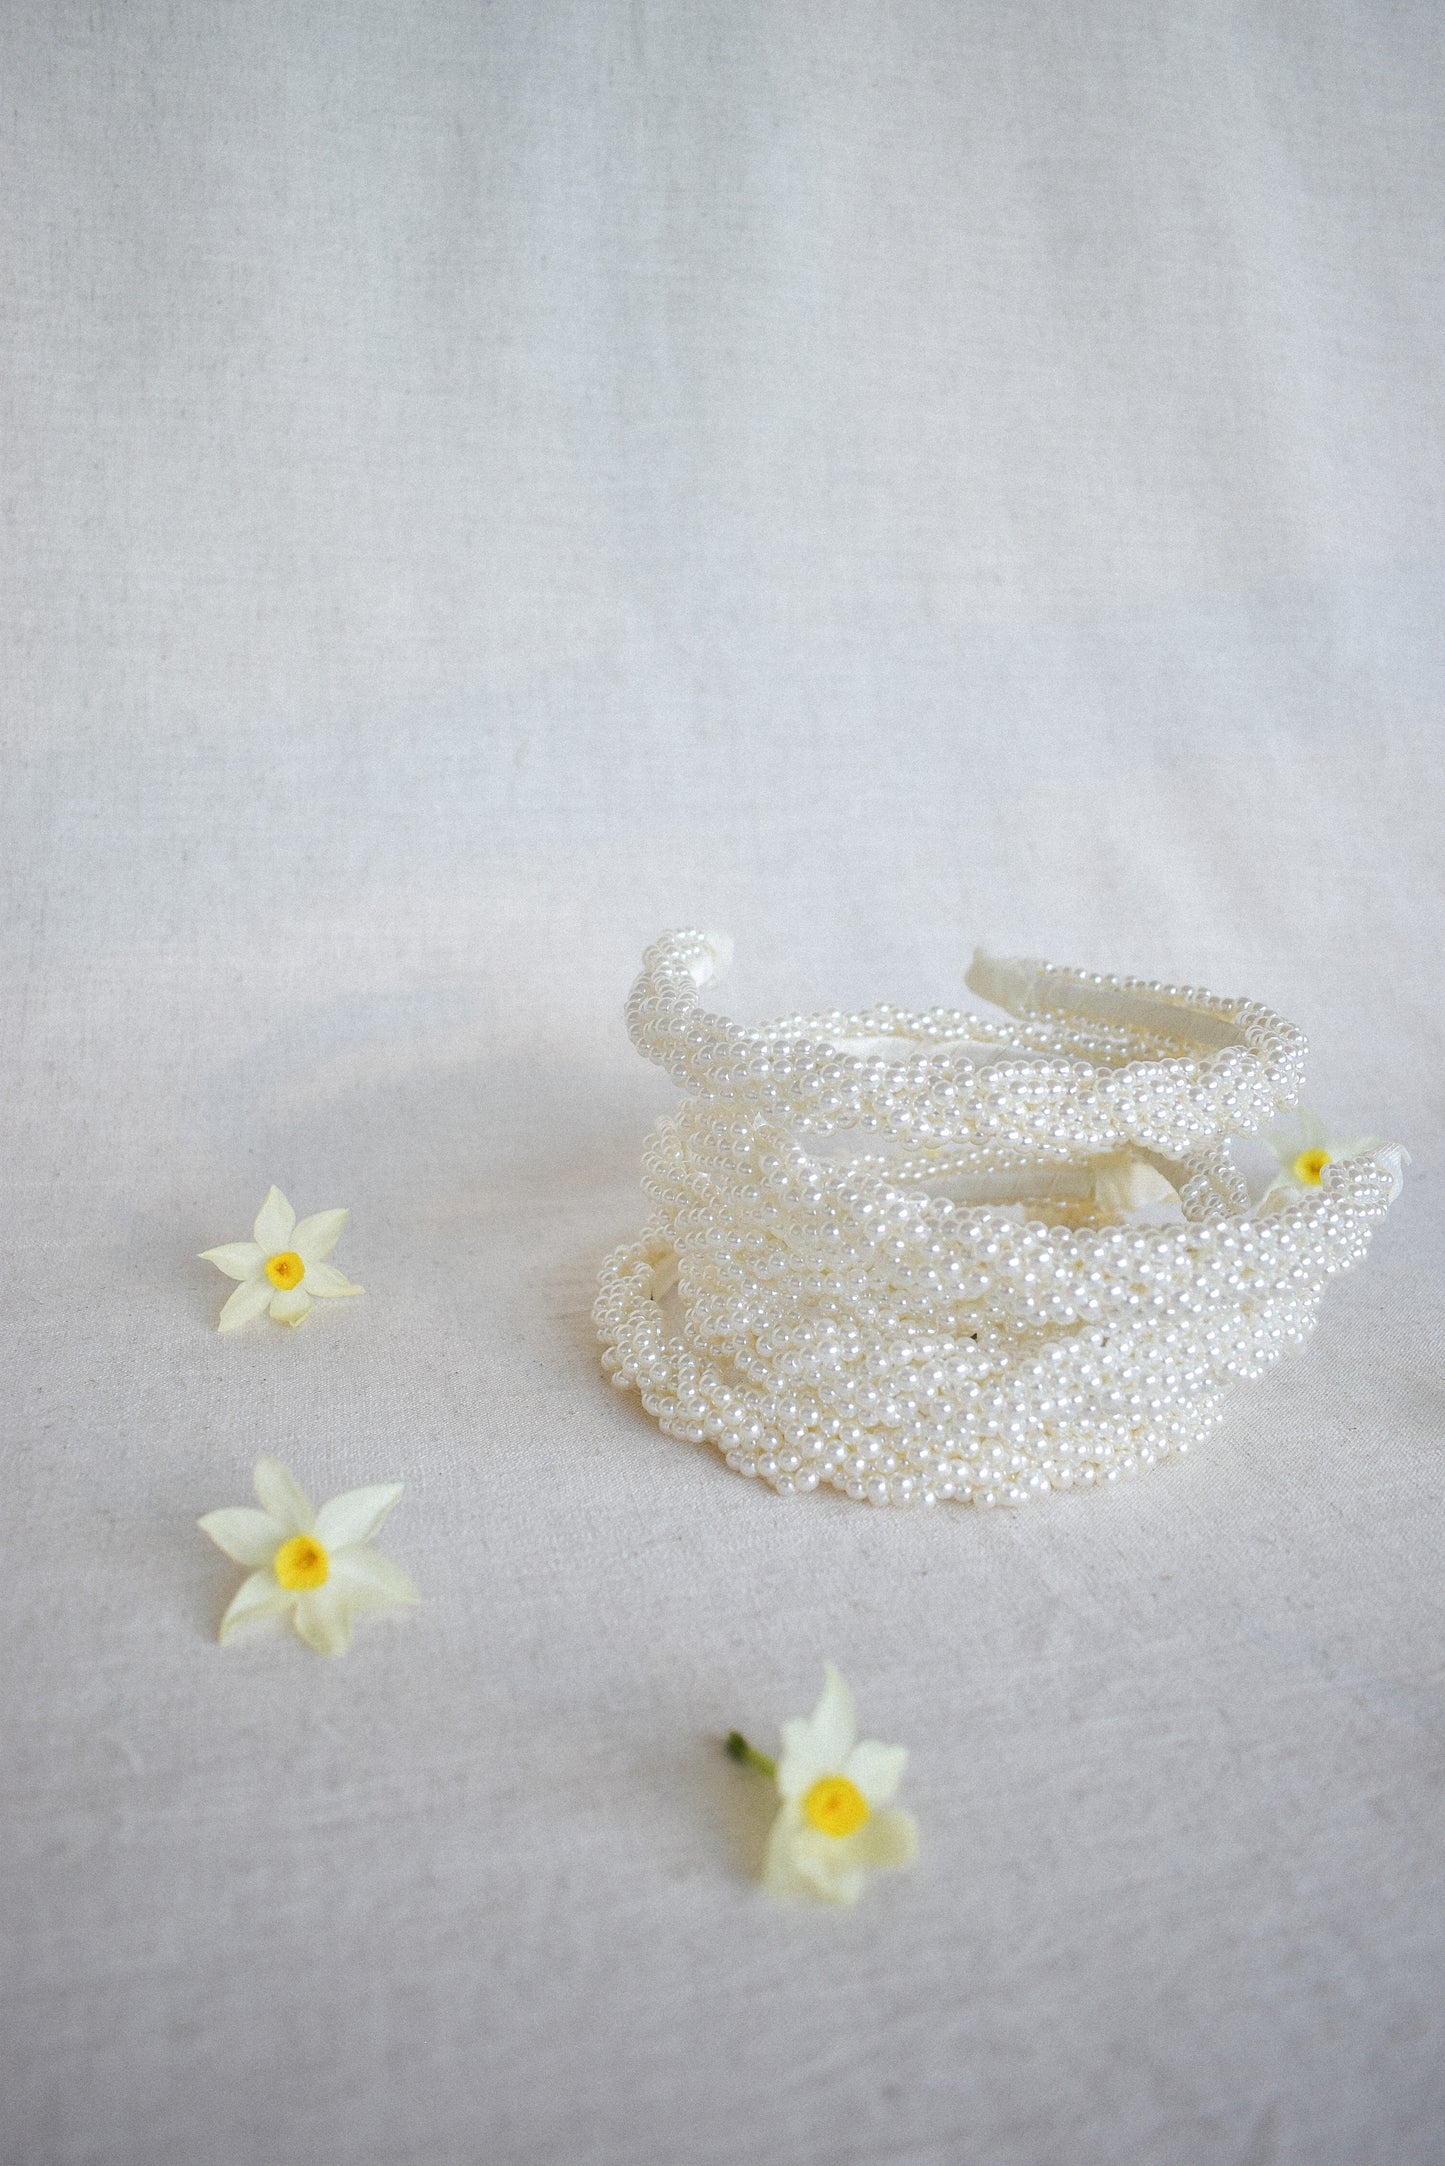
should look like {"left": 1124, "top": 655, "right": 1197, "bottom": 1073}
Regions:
{"left": 201, "top": 1186, "right": 362, "bottom": 1330}
{"left": 199, "top": 1456, "right": 418, "bottom": 1655}
{"left": 1259, "top": 1110, "right": 1405, "bottom": 1210}
{"left": 734, "top": 1664, "right": 917, "bottom": 1906}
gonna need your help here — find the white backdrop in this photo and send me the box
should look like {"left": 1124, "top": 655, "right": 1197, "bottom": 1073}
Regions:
{"left": 3, "top": 5, "right": 1444, "bottom": 2163}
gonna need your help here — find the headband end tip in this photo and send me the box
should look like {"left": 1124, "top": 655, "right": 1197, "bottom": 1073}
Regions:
{"left": 693, "top": 930, "right": 733, "bottom": 986}
{"left": 965, "top": 948, "right": 1038, "bottom": 1016}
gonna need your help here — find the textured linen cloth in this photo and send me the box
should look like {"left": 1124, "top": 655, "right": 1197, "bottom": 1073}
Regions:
{"left": 3, "top": 6, "right": 1443, "bottom": 2163}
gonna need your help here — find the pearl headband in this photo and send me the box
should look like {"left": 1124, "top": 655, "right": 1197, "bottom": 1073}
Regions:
{"left": 597, "top": 932, "right": 1401, "bottom": 1508}
{"left": 626, "top": 929, "right": 1306, "bottom": 1157}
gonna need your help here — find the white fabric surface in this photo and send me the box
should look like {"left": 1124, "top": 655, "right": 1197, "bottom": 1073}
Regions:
{"left": 4, "top": 5, "right": 1444, "bottom": 2162}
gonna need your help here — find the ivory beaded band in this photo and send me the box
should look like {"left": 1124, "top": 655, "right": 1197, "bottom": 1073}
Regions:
{"left": 626, "top": 929, "right": 1307, "bottom": 1155}
{"left": 596, "top": 933, "right": 1401, "bottom": 1507}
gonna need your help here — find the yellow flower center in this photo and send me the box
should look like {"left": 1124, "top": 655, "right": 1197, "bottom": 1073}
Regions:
{"left": 265, "top": 1250, "right": 306, "bottom": 1290}
{"left": 274, "top": 1534, "right": 330, "bottom": 1591}
{"left": 802, "top": 1774, "right": 871, "bottom": 1840}
{"left": 1293, "top": 1148, "right": 1331, "bottom": 1187}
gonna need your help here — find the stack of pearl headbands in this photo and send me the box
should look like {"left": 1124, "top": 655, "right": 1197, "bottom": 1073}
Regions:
{"left": 594, "top": 931, "right": 1402, "bottom": 1508}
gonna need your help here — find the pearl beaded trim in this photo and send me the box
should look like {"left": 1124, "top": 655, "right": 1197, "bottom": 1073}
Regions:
{"left": 625, "top": 929, "right": 1307, "bottom": 1156}
{"left": 596, "top": 932, "right": 1402, "bottom": 1508}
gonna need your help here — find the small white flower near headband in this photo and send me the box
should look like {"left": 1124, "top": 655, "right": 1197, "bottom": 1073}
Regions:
{"left": 1260, "top": 1110, "right": 1406, "bottom": 1210}
{"left": 199, "top": 1457, "right": 417, "bottom": 1655}
{"left": 728, "top": 1664, "right": 918, "bottom": 1905}
{"left": 201, "top": 1187, "right": 362, "bottom": 1330}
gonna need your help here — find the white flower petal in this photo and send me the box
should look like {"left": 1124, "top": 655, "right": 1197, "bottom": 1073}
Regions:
{"left": 788, "top": 1826, "right": 866, "bottom": 1906}
{"left": 810, "top": 1662, "right": 859, "bottom": 1760}
{"left": 268, "top": 1286, "right": 312, "bottom": 1326}
{"left": 315, "top": 1483, "right": 404, "bottom": 1551}
{"left": 775, "top": 1718, "right": 828, "bottom": 1800}
{"left": 253, "top": 1186, "right": 296, "bottom": 1252}
{"left": 293, "top": 1585, "right": 352, "bottom": 1656}
{"left": 328, "top": 1545, "right": 419, "bottom": 1611}
{"left": 761, "top": 1804, "right": 816, "bottom": 1900}
{"left": 217, "top": 1275, "right": 274, "bottom": 1333}
{"left": 803, "top": 1870, "right": 864, "bottom": 1905}
{"left": 252, "top": 1457, "right": 316, "bottom": 1533}
{"left": 198, "top": 1241, "right": 264, "bottom": 1281}
{"left": 302, "top": 1261, "right": 363, "bottom": 1299}
{"left": 776, "top": 1663, "right": 857, "bottom": 1799}
{"left": 291, "top": 1208, "right": 349, "bottom": 1265}
{"left": 844, "top": 1739, "right": 908, "bottom": 1808}
{"left": 197, "top": 1507, "right": 286, "bottom": 1566}
{"left": 218, "top": 1570, "right": 294, "bottom": 1643}
{"left": 847, "top": 1807, "right": 919, "bottom": 1874}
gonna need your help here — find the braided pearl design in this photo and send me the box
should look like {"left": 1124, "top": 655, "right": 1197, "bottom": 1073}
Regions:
{"left": 624, "top": 929, "right": 1306, "bottom": 1154}
{"left": 595, "top": 932, "right": 1401, "bottom": 1508}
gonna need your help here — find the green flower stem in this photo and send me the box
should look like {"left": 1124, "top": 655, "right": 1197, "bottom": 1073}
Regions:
{"left": 725, "top": 1731, "right": 776, "bottom": 1780}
